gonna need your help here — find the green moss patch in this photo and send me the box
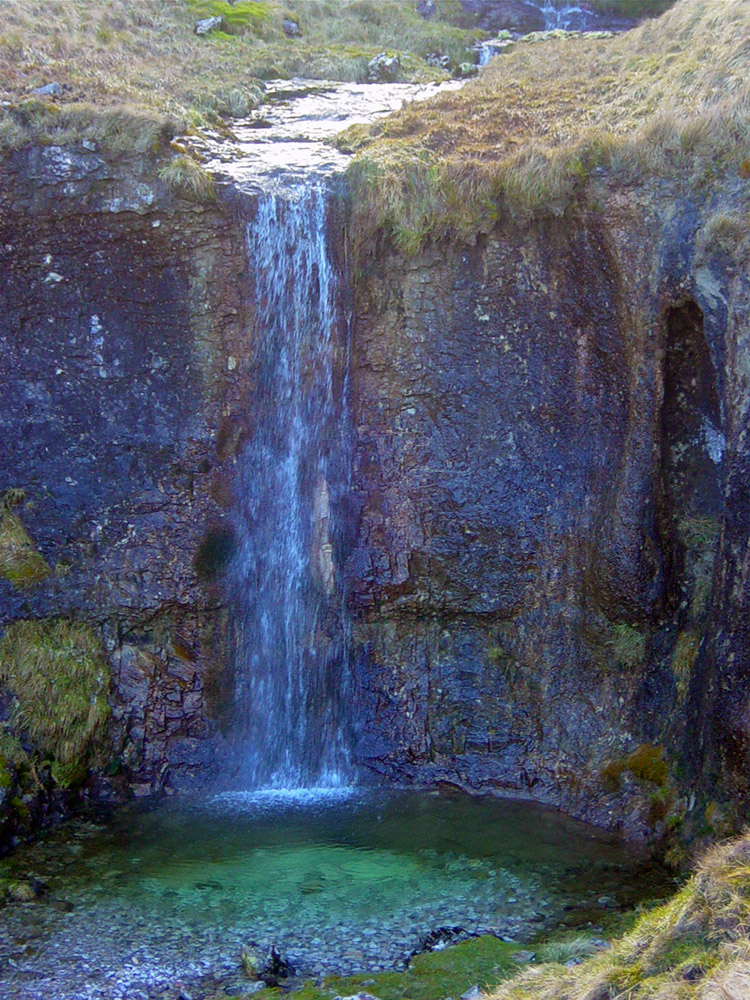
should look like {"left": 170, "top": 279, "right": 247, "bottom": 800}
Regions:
{"left": 609, "top": 622, "right": 646, "bottom": 670}
{"left": 0, "top": 502, "right": 50, "bottom": 589}
{"left": 601, "top": 743, "right": 668, "bottom": 793}
{"left": 0, "top": 618, "right": 110, "bottom": 787}
{"left": 248, "top": 936, "right": 521, "bottom": 1000}
{"left": 187, "top": 0, "right": 272, "bottom": 36}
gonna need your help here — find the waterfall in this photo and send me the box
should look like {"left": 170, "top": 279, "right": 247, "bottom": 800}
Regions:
{"left": 230, "top": 183, "right": 353, "bottom": 790}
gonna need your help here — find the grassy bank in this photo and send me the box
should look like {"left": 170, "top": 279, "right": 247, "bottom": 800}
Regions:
{"left": 342, "top": 0, "right": 750, "bottom": 254}
{"left": 0, "top": 0, "right": 483, "bottom": 150}
{"left": 489, "top": 832, "right": 750, "bottom": 1000}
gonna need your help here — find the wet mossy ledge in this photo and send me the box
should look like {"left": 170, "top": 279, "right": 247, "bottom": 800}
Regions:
{"left": 340, "top": 0, "right": 750, "bottom": 260}
{"left": 0, "top": 617, "right": 111, "bottom": 847}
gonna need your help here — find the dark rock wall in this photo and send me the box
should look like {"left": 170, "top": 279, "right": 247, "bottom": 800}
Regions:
{"left": 345, "top": 186, "right": 750, "bottom": 837}
{"left": 0, "top": 148, "right": 252, "bottom": 814}
{"left": 1, "top": 145, "right": 748, "bottom": 845}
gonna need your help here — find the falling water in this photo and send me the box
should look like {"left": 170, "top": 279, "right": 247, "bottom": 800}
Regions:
{"left": 230, "top": 183, "right": 353, "bottom": 789}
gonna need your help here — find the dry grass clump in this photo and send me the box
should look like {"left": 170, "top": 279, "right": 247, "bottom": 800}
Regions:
{"left": 0, "top": 493, "right": 50, "bottom": 588}
{"left": 0, "top": 0, "right": 483, "bottom": 149}
{"left": 487, "top": 831, "right": 750, "bottom": 1000}
{"left": 344, "top": 0, "right": 750, "bottom": 255}
{"left": 0, "top": 619, "right": 110, "bottom": 787}
{"left": 159, "top": 152, "right": 216, "bottom": 202}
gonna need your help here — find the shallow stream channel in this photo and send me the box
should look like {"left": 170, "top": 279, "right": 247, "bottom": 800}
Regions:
{"left": 0, "top": 789, "right": 673, "bottom": 1000}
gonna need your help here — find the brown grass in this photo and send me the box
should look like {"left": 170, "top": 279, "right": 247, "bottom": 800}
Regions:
{"left": 0, "top": 0, "right": 483, "bottom": 149}
{"left": 487, "top": 831, "right": 750, "bottom": 1000}
{"left": 343, "top": 0, "right": 750, "bottom": 254}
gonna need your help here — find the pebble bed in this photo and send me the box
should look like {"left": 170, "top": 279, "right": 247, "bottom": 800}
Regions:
{"left": 0, "top": 790, "right": 666, "bottom": 1000}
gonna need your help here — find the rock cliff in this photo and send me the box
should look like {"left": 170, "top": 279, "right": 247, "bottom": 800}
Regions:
{"left": 1, "top": 138, "right": 748, "bottom": 849}
{"left": 0, "top": 145, "right": 251, "bottom": 846}
{"left": 345, "top": 179, "right": 750, "bottom": 839}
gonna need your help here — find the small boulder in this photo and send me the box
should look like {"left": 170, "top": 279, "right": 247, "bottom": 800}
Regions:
{"left": 459, "top": 0, "right": 545, "bottom": 34}
{"left": 33, "top": 82, "right": 62, "bottom": 97}
{"left": 282, "top": 17, "right": 300, "bottom": 37}
{"left": 368, "top": 52, "right": 401, "bottom": 83}
{"left": 194, "top": 15, "right": 223, "bottom": 35}
{"left": 335, "top": 994, "right": 382, "bottom": 1000}
{"left": 455, "top": 62, "right": 478, "bottom": 78}
{"left": 426, "top": 53, "right": 451, "bottom": 70}
{"left": 461, "top": 987, "right": 481, "bottom": 1000}
{"left": 511, "top": 950, "right": 536, "bottom": 964}
{"left": 417, "top": 0, "right": 435, "bottom": 17}
{"left": 241, "top": 944, "right": 295, "bottom": 986}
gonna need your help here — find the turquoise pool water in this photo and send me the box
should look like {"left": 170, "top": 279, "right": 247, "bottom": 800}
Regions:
{"left": 0, "top": 789, "right": 672, "bottom": 1000}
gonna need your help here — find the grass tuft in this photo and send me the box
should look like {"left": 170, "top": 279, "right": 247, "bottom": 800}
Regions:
{"left": 159, "top": 153, "right": 216, "bottom": 202}
{"left": 0, "top": 493, "right": 50, "bottom": 589}
{"left": 489, "top": 831, "right": 750, "bottom": 1000}
{"left": 344, "top": 0, "right": 750, "bottom": 255}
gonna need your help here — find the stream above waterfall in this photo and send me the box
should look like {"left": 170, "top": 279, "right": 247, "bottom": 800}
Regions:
{"left": 196, "top": 79, "right": 462, "bottom": 190}
{"left": 0, "top": 790, "right": 673, "bottom": 1000}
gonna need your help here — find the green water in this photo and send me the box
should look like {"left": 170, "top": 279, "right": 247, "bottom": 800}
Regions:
{"left": 0, "top": 789, "right": 672, "bottom": 1000}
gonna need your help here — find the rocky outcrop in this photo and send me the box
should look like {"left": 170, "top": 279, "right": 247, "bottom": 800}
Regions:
{"left": 460, "top": 0, "right": 546, "bottom": 34}
{"left": 344, "top": 179, "right": 750, "bottom": 839}
{"left": 0, "top": 144, "right": 252, "bottom": 846}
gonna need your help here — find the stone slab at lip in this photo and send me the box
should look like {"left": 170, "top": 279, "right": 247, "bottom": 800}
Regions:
{"left": 194, "top": 15, "right": 223, "bottom": 35}
{"left": 33, "top": 82, "right": 62, "bottom": 96}
{"left": 510, "top": 950, "right": 536, "bottom": 964}
{"left": 460, "top": 986, "right": 482, "bottom": 999}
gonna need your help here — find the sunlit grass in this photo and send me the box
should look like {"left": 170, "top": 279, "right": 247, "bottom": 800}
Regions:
{"left": 0, "top": 0, "right": 484, "bottom": 149}
{"left": 343, "top": 0, "right": 750, "bottom": 256}
{"left": 488, "top": 833, "right": 750, "bottom": 999}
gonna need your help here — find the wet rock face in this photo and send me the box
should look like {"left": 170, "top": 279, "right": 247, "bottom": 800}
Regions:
{"left": 0, "top": 149, "right": 250, "bottom": 821}
{"left": 345, "top": 195, "right": 750, "bottom": 834}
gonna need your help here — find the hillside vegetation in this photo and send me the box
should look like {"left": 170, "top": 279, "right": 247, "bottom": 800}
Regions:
{"left": 342, "top": 0, "right": 750, "bottom": 253}
{"left": 0, "top": 0, "right": 482, "bottom": 150}
{"left": 488, "top": 832, "right": 750, "bottom": 1000}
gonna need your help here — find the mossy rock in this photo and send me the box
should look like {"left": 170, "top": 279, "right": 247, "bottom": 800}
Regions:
{"left": 248, "top": 936, "right": 521, "bottom": 1000}
{"left": 0, "top": 508, "right": 50, "bottom": 588}
{"left": 0, "top": 618, "right": 110, "bottom": 782}
{"left": 601, "top": 744, "right": 668, "bottom": 792}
